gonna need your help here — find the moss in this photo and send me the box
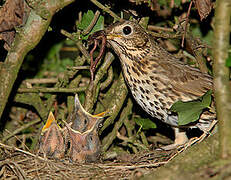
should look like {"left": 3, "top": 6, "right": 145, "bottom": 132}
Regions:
{"left": 142, "top": 134, "right": 219, "bottom": 180}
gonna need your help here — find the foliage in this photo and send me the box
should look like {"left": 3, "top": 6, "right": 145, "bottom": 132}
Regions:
{"left": 225, "top": 51, "right": 231, "bottom": 67}
{"left": 77, "top": 10, "right": 104, "bottom": 40}
{"left": 170, "top": 90, "right": 212, "bottom": 125}
{"left": 134, "top": 117, "right": 156, "bottom": 130}
{"left": 36, "top": 42, "right": 74, "bottom": 78}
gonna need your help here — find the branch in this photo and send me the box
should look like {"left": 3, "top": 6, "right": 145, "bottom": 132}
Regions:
{"left": 82, "top": 10, "right": 100, "bottom": 36}
{"left": 17, "top": 87, "right": 86, "bottom": 93}
{"left": 0, "top": 0, "right": 75, "bottom": 120}
{"left": 213, "top": 0, "right": 231, "bottom": 159}
{"left": 84, "top": 52, "right": 115, "bottom": 112}
{"left": 100, "top": 72, "right": 128, "bottom": 133}
{"left": 102, "top": 98, "right": 132, "bottom": 152}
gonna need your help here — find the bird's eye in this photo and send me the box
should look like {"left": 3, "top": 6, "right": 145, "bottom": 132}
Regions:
{"left": 123, "top": 26, "right": 132, "bottom": 35}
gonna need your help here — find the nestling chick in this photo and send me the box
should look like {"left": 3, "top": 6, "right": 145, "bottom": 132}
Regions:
{"left": 69, "top": 94, "right": 106, "bottom": 133}
{"left": 64, "top": 94, "right": 105, "bottom": 162}
{"left": 39, "top": 111, "right": 65, "bottom": 159}
{"left": 65, "top": 118, "right": 103, "bottom": 163}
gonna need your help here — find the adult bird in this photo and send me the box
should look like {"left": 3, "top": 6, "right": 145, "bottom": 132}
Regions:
{"left": 94, "top": 20, "right": 216, "bottom": 149}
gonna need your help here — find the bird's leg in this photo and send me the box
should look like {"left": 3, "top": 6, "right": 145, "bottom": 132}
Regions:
{"left": 174, "top": 127, "right": 188, "bottom": 145}
{"left": 159, "top": 127, "right": 188, "bottom": 150}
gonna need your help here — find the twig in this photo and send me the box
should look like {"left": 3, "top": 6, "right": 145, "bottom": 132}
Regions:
{"left": 148, "top": 25, "right": 174, "bottom": 32}
{"left": 148, "top": 31, "right": 182, "bottom": 39}
{"left": 0, "top": 143, "right": 46, "bottom": 161}
{"left": 26, "top": 164, "right": 47, "bottom": 173}
{"left": 140, "top": 131, "right": 149, "bottom": 148}
{"left": 0, "top": 161, "right": 27, "bottom": 180}
{"left": 17, "top": 87, "right": 86, "bottom": 93}
{"left": 185, "top": 34, "right": 209, "bottom": 73}
{"left": 67, "top": 66, "right": 90, "bottom": 70}
{"left": 100, "top": 66, "right": 113, "bottom": 90}
{"left": 98, "top": 162, "right": 166, "bottom": 170}
{"left": 84, "top": 52, "right": 115, "bottom": 112}
{"left": 82, "top": 10, "right": 100, "bottom": 35}
{"left": 23, "top": 78, "right": 58, "bottom": 84}
{"left": 4, "top": 130, "right": 31, "bottom": 153}
{"left": 43, "top": 55, "right": 86, "bottom": 120}
{"left": 181, "top": 0, "right": 193, "bottom": 47}
{"left": 90, "top": 0, "right": 121, "bottom": 21}
{"left": 117, "top": 131, "right": 148, "bottom": 150}
{"left": 124, "top": 117, "right": 138, "bottom": 153}
{"left": 100, "top": 73, "right": 128, "bottom": 134}
{"left": 67, "top": 56, "right": 86, "bottom": 115}
{"left": 60, "top": 29, "right": 91, "bottom": 63}
{"left": 102, "top": 97, "right": 131, "bottom": 151}
{"left": 2, "top": 119, "right": 41, "bottom": 142}
{"left": 61, "top": 47, "right": 78, "bottom": 51}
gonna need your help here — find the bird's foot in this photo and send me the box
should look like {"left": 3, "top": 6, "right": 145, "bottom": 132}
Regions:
{"left": 157, "top": 130, "right": 188, "bottom": 150}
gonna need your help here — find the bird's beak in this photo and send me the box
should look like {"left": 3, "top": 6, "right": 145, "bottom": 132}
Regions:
{"left": 106, "top": 33, "right": 121, "bottom": 40}
{"left": 92, "top": 110, "right": 109, "bottom": 118}
{"left": 42, "top": 111, "right": 61, "bottom": 133}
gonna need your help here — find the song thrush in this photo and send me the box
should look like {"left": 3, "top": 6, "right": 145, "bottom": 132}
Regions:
{"left": 100, "top": 20, "right": 216, "bottom": 149}
{"left": 65, "top": 94, "right": 105, "bottom": 162}
{"left": 65, "top": 117, "right": 103, "bottom": 162}
{"left": 69, "top": 94, "right": 105, "bottom": 133}
{"left": 39, "top": 111, "right": 65, "bottom": 159}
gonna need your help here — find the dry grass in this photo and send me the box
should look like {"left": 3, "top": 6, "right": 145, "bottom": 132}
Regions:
{"left": 0, "top": 142, "right": 179, "bottom": 179}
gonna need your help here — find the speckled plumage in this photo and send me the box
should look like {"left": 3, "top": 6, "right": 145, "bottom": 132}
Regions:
{"left": 105, "top": 20, "right": 216, "bottom": 131}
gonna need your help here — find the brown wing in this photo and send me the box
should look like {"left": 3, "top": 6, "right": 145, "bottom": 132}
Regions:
{"left": 158, "top": 59, "right": 213, "bottom": 98}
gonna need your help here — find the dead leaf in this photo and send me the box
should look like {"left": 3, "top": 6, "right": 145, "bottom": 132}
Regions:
{"left": 194, "top": 0, "right": 212, "bottom": 21}
{"left": 0, "top": 0, "right": 29, "bottom": 50}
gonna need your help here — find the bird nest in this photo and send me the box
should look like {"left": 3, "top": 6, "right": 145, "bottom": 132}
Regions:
{"left": 0, "top": 143, "right": 178, "bottom": 179}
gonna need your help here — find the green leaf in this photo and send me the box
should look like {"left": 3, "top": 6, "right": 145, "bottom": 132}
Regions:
{"left": 78, "top": 92, "right": 86, "bottom": 105}
{"left": 78, "top": 10, "right": 95, "bottom": 30}
{"left": 170, "top": 90, "right": 212, "bottom": 126}
{"left": 90, "top": 15, "right": 104, "bottom": 34}
{"left": 48, "top": 26, "right": 53, "bottom": 32}
{"left": 77, "top": 10, "right": 104, "bottom": 40}
{"left": 225, "top": 52, "right": 231, "bottom": 67}
{"left": 174, "top": 0, "right": 181, "bottom": 7}
{"left": 134, "top": 117, "right": 157, "bottom": 130}
{"left": 158, "top": 0, "right": 167, "bottom": 6}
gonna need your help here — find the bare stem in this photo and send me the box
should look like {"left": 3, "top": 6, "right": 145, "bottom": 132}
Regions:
{"left": 17, "top": 87, "right": 86, "bottom": 93}
{"left": 90, "top": 0, "right": 121, "bottom": 21}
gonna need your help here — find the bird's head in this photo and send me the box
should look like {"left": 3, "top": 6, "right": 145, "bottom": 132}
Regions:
{"left": 104, "top": 20, "right": 152, "bottom": 63}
